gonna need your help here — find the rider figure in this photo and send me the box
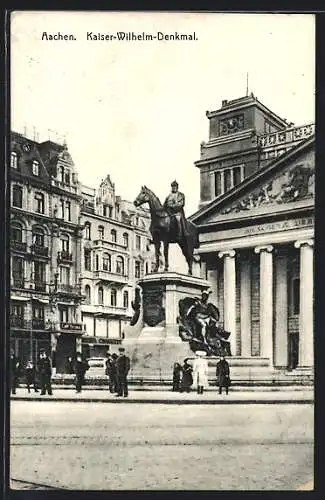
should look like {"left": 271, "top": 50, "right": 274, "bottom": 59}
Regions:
{"left": 186, "top": 291, "right": 220, "bottom": 344}
{"left": 163, "top": 181, "right": 185, "bottom": 239}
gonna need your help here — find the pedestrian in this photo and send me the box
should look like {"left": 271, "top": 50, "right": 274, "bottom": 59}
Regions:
{"left": 180, "top": 358, "right": 193, "bottom": 393}
{"left": 172, "top": 362, "right": 183, "bottom": 392}
{"left": 74, "top": 352, "right": 89, "bottom": 393}
{"left": 106, "top": 353, "right": 117, "bottom": 393}
{"left": 10, "top": 349, "right": 20, "bottom": 395}
{"left": 66, "top": 355, "right": 74, "bottom": 374}
{"left": 38, "top": 350, "right": 53, "bottom": 395}
{"left": 192, "top": 350, "right": 209, "bottom": 395}
{"left": 115, "top": 347, "right": 130, "bottom": 397}
{"left": 111, "top": 353, "right": 118, "bottom": 393}
{"left": 25, "top": 359, "right": 39, "bottom": 393}
{"left": 216, "top": 356, "right": 231, "bottom": 395}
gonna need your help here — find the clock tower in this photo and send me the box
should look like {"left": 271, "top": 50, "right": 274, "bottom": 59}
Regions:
{"left": 195, "top": 93, "right": 288, "bottom": 206}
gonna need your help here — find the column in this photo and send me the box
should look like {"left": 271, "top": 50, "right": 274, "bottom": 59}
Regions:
{"left": 274, "top": 253, "right": 288, "bottom": 367}
{"left": 200, "top": 260, "right": 207, "bottom": 280}
{"left": 218, "top": 250, "right": 236, "bottom": 356}
{"left": 254, "top": 245, "right": 274, "bottom": 362}
{"left": 192, "top": 254, "right": 201, "bottom": 278}
{"left": 240, "top": 259, "right": 251, "bottom": 357}
{"left": 294, "top": 239, "right": 314, "bottom": 368}
{"left": 165, "top": 283, "right": 181, "bottom": 340}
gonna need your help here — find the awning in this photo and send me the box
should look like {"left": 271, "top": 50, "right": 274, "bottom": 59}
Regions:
{"left": 10, "top": 296, "right": 30, "bottom": 302}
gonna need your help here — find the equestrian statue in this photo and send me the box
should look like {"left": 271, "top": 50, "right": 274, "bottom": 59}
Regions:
{"left": 134, "top": 181, "right": 199, "bottom": 275}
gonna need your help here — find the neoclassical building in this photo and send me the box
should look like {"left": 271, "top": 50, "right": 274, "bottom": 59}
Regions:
{"left": 190, "top": 95, "right": 314, "bottom": 373}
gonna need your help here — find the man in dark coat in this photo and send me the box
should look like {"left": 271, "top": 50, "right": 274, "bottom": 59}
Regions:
{"left": 216, "top": 356, "right": 231, "bottom": 395}
{"left": 38, "top": 350, "right": 53, "bottom": 395}
{"left": 172, "top": 362, "right": 183, "bottom": 392}
{"left": 10, "top": 349, "right": 20, "bottom": 395}
{"left": 115, "top": 348, "right": 130, "bottom": 397}
{"left": 106, "top": 353, "right": 117, "bottom": 393}
{"left": 180, "top": 358, "right": 193, "bottom": 393}
{"left": 74, "top": 353, "right": 89, "bottom": 393}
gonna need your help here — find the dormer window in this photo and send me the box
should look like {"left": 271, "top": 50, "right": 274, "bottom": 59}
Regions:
{"left": 11, "top": 152, "right": 18, "bottom": 169}
{"left": 32, "top": 161, "right": 39, "bottom": 176}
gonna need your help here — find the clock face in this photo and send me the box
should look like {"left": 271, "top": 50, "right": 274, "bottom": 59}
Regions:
{"left": 23, "top": 143, "right": 31, "bottom": 152}
{"left": 219, "top": 114, "right": 244, "bottom": 136}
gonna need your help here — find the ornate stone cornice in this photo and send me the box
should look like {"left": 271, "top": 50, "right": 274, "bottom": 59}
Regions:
{"left": 294, "top": 239, "right": 314, "bottom": 249}
{"left": 218, "top": 249, "right": 236, "bottom": 259}
{"left": 254, "top": 245, "right": 274, "bottom": 254}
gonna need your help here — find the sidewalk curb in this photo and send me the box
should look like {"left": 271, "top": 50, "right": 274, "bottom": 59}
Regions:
{"left": 11, "top": 396, "right": 314, "bottom": 404}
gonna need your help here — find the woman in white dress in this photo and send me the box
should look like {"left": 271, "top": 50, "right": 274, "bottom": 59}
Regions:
{"left": 192, "top": 351, "right": 209, "bottom": 394}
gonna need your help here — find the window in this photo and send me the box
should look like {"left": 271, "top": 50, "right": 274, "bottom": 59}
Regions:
{"left": 12, "top": 257, "right": 24, "bottom": 281}
{"left": 215, "top": 171, "right": 222, "bottom": 197}
{"left": 10, "top": 303, "right": 24, "bottom": 318}
{"left": 85, "top": 285, "right": 91, "bottom": 304}
{"left": 111, "top": 289, "right": 117, "bottom": 307}
{"left": 111, "top": 229, "right": 117, "bottom": 242}
{"left": 60, "top": 166, "right": 65, "bottom": 183}
{"left": 136, "top": 235, "right": 141, "bottom": 251}
{"left": 11, "top": 223, "right": 22, "bottom": 242}
{"left": 34, "top": 261, "right": 45, "bottom": 282}
{"left": 103, "top": 205, "right": 109, "bottom": 217}
{"left": 66, "top": 202, "right": 71, "bottom": 221}
{"left": 11, "top": 152, "right": 18, "bottom": 169}
{"left": 224, "top": 169, "right": 232, "bottom": 192}
{"left": 96, "top": 255, "right": 99, "bottom": 271}
{"left": 123, "top": 291, "right": 129, "bottom": 308}
{"left": 32, "top": 305, "right": 44, "bottom": 320}
{"left": 103, "top": 253, "right": 111, "bottom": 272}
{"left": 59, "top": 266, "right": 70, "bottom": 285}
{"left": 60, "top": 200, "right": 65, "bottom": 219}
{"left": 84, "top": 248, "right": 92, "bottom": 271}
{"left": 98, "top": 287, "right": 104, "bottom": 305}
{"left": 123, "top": 233, "right": 129, "bottom": 248}
{"left": 32, "top": 228, "right": 45, "bottom": 246}
{"left": 135, "top": 261, "right": 141, "bottom": 279}
{"left": 116, "top": 256, "right": 124, "bottom": 275}
{"left": 85, "top": 222, "right": 91, "bottom": 240}
{"left": 108, "top": 206, "right": 113, "bottom": 218}
{"left": 292, "top": 278, "right": 300, "bottom": 315}
{"left": 145, "top": 262, "right": 149, "bottom": 275}
{"left": 61, "top": 235, "right": 69, "bottom": 252}
{"left": 65, "top": 172, "right": 70, "bottom": 185}
{"left": 12, "top": 185, "right": 23, "bottom": 208}
{"left": 233, "top": 167, "right": 242, "bottom": 187}
{"left": 32, "top": 160, "right": 39, "bottom": 176}
{"left": 35, "top": 193, "right": 45, "bottom": 214}
{"left": 98, "top": 226, "right": 104, "bottom": 240}
{"left": 59, "top": 305, "right": 69, "bottom": 323}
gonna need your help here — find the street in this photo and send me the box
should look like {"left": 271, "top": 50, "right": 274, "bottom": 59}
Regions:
{"left": 10, "top": 401, "right": 313, "bottom": 490}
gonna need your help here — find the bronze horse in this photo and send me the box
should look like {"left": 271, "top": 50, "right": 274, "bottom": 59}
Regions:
{"left": 134, "top": 186, "right": 199, "bottom": 274}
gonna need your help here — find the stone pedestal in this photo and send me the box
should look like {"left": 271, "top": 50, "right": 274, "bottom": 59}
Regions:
{"left": 123, "top": 272, "right": 210, "bottom": 381}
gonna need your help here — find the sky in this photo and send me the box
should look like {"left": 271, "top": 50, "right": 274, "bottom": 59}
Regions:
{"left": 11, "top": 12, "right": 315, "bottom": 216}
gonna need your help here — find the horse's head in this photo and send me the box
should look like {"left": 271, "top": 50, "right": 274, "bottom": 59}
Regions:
{"left": 134, "top": 186, "right": 150, "bottom": 207}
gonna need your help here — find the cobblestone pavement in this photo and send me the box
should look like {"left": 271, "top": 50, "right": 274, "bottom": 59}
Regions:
{"left": 10, "top": 401, "right": 314, "bottom": 490}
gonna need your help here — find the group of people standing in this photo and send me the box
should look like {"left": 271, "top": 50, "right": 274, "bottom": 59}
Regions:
{"left": 173, "top": 352, "right": 231, "bottom": 395}
{"left": 105, "top": 347, "right": 131, "bottom": 397}
{"left": 10, "top": 348, "right": 53, "bottom": 395}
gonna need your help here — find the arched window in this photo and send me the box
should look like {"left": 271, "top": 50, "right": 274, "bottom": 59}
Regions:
{"left": 32, "top": 227, "right": 45, "bottom": 247}
{"left": 12, "top": 185, "right": 23, "bottom": 208}
{"left": 123, "top": 232, "right": 129, "bottom": 248}
{"left": 103, "top": 253, "right": 111, "bottom": 272}
{"left": 98, "top": 226, "right": 104, "bottom": 240}
{"left": 84, "top": 222, "right": 91, "bottom": 240}
{"left": 34, "top": 192, "right": 45, "bottom": 214}
{"left": 84, "top": 248, "right": 91, "bottom": 271}
{"left": 32, "top": 160, "right": 39, "bottom": 176}
{"left": 11, "top": 152, "right": 18, "bottom": 169}
{"left": 61, "top": 234, "right": 69, "bottom": 252}
{"left": 111, "top": 229, "right": 117, "bottom": 243}
{"left": 60, "top": 166, "right": 65, "bottom": 183}
{"left": 85, "top": 285, "right": 91, "bottom": 304}
{"left": 11, "top": 222, "right": 23, "bottom": 242}
{"left": 116, "top": 256, "right": 124, "bottom": 275}
{"left": 135, "top": 260, "right": 141, "bottom": 279}
{"left": 123, "top": 291, "right": 129, "bottom": 308}
{"left": 98, "top": 287, "right": 104, "bottom": 305}
{"left": 111, "top": 289, "right": 117, "bottom": 307}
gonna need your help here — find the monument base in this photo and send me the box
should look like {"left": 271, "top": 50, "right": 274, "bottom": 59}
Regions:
{"left": 123, "top": 271, "right": 210, "bottom": 381}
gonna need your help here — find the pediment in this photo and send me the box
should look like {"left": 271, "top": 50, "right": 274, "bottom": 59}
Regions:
{"left": 192, "top": 136, "right": 314, "bottom": 225}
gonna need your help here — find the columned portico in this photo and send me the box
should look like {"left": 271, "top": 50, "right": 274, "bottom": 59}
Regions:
{"left": 254, "top": 245, "right": 274, "bottom": 363}
{"left": 294, "top": 239, "right": 314, "bottom": 368}
{"left": 218, "top": 249, "right": 236, "bottom": 356}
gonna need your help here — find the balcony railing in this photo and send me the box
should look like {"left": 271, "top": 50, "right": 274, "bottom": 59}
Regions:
{"left": 10, "top": 317, "right": 46, "bottom": 330}
{"left": 56, "top": 283, "right": 82, "bottom": 295}
{"left": 34, "top": 281, "right": 47, "bottom": 292}
{"left": 30, "top": 245, "right": 49, "bottom": 257}
{"left": 57, "top": 251, "right": 73, "bottom": 263}
{"left": 60, "top": 322, "right": 83, "bottom": 332}
{"left": 94, "top": 270, "right": 128, "bottom": 284}
{"left": 11, "top": 240, "right": 27, "bottom": 253}
{"left": 259, "top": 123, "right": 315, "bottom": 149}
{"left": 12, "top": 278, "right": 24, "bottom": 289}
